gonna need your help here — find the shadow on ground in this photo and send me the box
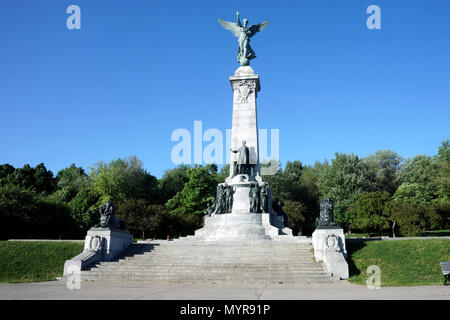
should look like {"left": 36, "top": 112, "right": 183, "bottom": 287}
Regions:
{"left": 345, "top": 240, "right": 368, "bottom": 278}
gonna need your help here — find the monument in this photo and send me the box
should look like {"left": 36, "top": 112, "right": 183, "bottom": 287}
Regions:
{"left": 63, "top": 202, "right": 133, "bottom": 276}
{"left": 194, "top": 12, "right": 294, "bottom": 241}
{"left": 312, "top": 198, "right": 349, "bottom": 279}
{"left": 66, "top": 13, "right": 343, "bottom": 284}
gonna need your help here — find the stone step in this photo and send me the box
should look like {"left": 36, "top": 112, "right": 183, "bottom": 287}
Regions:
{"left": 88, "top": 271, "right": 327, "bottom": 277}
{"left": 149, "top": 243, "right": 312, "bottom": 247}
{"left": 154, "top": 245, "right": 312, "bottom": 249}
{"left": 123, "top": 256, "right": 314, "bottom": 261}
{"left": 83, "top": 272, "right": 328, "bottom": 278}
{"left": 96, "top": 266, "right": 320, "bottom": 272}
{"left": 150, "top": 244, "right": 312, "bottom": 248}
{"left": 85, "top": 265, "right": 327, "bottom": 272}
{"left": 91, "top": 265, "right": 325, "bottom": 272}
{"left": 122, "top": 251, "right": 311, "bottom": 255}
{"left": 81, "top": 278, "right": 332, "bottom": 284}
{"left": 118, "top": 260, "right": 316, "bottom": 264}
{"left": 124, "top": 249, "right": 313, "bottom": 254}
{"left": 79, "top": 275, "right": 333, "bottom": 283}
{"left": 80, "top": 272, "right": 331, "bottom": 279}
{"left": 97, "top": 261, "right": 321, "bottom": 267}
{"left": 81, "top": 240, "right": 330, "bottom": 283}
{"left": 141, "top": 242, "right": 310, "bottom": 245}
{"left": 128, "top": 249, "right": 313, "bottom": 253}
{"left": 100, "top": 259, "right": 320, "bottom": 264}
{"left": 141, "top": 250, "right": 312, "bottom": 254}
{"left": 146, "top": 245, "right": 312, "bottom": 249}
{"left": 124, "top": 253, "right": 312, "bottom": 260}
{"left": 81, "top": 276, "right": 332, "bottom": 282}
{"left": 142, "top": 250, "right": 313, "bottom": 254}
{"left": 127, "top": 254, "right": 314, "bottom": 258}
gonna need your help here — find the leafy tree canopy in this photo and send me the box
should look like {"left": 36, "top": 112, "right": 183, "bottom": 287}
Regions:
{"left": 166, "top": 164, "right": 218, "bottom": 217}
{"left": 89, "top": 155, "right": 159, "bottom": 204}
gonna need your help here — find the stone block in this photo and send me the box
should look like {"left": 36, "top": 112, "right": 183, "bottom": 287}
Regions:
{"left": 85, "top": 229, "right": 133, "bottom": 261}
{"left": 63, "top": 228, "right": 133, "bottom": 276}
{"left": 312, "top": 228, "right": 348, "bottom": 279}
{"left": 63, "top": 250, "right": 100, "bottom": 277}
{"left": 312, "top": 228, "right": 346, "bottom": 261}
{"left": 195, "top": 213, "right": 270, "bottom": 240}
{"left": 323, "top": 251, "right": 349, "bottom": 279}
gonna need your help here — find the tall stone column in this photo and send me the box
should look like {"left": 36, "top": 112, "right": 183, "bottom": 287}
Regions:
{"left": 228, "top": 66, "right": 261, "bottom": 178}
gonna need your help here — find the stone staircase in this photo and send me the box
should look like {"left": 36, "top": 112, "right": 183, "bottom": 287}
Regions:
{"left": 80, "top": 238, "right": 335, "bottom": 283}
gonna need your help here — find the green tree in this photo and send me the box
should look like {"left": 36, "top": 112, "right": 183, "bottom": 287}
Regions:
{"left": 434, "top": 140, "right": 450, "bottom": 203}
{"left": 51, "top": 185, "right": 78, "bottom": 203}
{"left": 0, "top": 164, "right": 15, "bottom": 180}
{"left": 158, "top": 164, "right": 191, "bottom": 204}
{"left": 3, "top": 163, "right": 56, "bottom": 195}
{"left": 349, "top": 191, "right": 391, "bottom": 235}
{"left": 262, "top": 161, "right": 320, "bottom": 235}
{"left": 396, "top": 155, "right": 439, "bottom": 206}
{"left": 166, "top": 164, "right": 219, "bottom": 219}
{"left": 89, "top": 155, "right": 159, "bottom": 204}
{"left": 52, "top": 164, "right": 92, "bottom": 203}
{"left": 0, "top": 184, "right": 38, "bottom": 239}
{"left": 394, "top": 182, "right": 435, "bottom": 206}
{"left": 429, "top": 202, "right": 450, "bottom": 230}
{"left": 317, "top": 153, "right": 373, "bottom": 231}
{"left": 68, "top": 187, "right": 101, "bottom": 231}
{"left": 116, "top": 198, "right": 154, "bottom": 239}
{"left": 56, "top": 164, "right": 90, "bottom": 191}
{"left": 362, "top": 150, "right": 403, "bottom": 195}
{"left": 217, "top": 164, "right": 230, "bottom": 182}
{"left": 282, "top": 200, "right": 307, "bottom": 236}
{"left": 0, "top": 184, "right": 77, "bottom": 239}
{"left": 33, "top": 163, "right": 57, "bottom": 194}
{"left": 385, "top": 201, "right": 428, "bottom": 237}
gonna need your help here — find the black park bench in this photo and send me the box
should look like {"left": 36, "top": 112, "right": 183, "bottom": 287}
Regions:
{"left": 440, "top": 262, "right": 450, "bottom": 286}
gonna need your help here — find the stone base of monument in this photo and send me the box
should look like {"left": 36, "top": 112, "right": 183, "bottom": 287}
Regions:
{"left": 84, "top": 229, "right": 133, "bottom": 260}
{"left": 195, "top": 213, "right": 269, "bottom": 240}
{"left": 312, "top": 228, "right": 348, "bottom": 279}
{"left": 194, "top": 213, "right": 297, "bottom": 241}
{"left": 312, "top": 228, "right": 347, "bottom": 261}
{"left": 63, "top": 228, "right": 133, "bottom": 276}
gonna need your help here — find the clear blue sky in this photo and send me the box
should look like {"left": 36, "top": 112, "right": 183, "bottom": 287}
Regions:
{"left": 1, "top": 0, "right": 449, "bottom": 178}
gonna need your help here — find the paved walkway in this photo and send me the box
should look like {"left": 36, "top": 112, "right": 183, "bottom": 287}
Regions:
{"left": 0, "top": 280, "right": 448, "bottom": 300}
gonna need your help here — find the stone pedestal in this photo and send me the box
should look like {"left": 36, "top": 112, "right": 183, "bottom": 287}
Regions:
{"left": 312, "top": 228, "right": 347, "bottom": 261}
{"left": 226, "top": 174, "right": 259, "bottom": 214}
{"left": 312, "top": 228, "right": 348, "bottom": 279}
{"left": 195, "top": 213, "right": 271, "bottom": 240}
{"left": 84, "top": 229, "right": 133, "bottom": 261}
{"left": 228, "top": 66, "right": 261, "bottom": 178}
{"left": 63, "top": 228, "right": 133, "bottom": 276}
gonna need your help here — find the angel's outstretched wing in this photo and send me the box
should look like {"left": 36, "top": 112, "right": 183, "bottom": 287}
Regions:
{"left": 248, "top": 20, "right": 269, "bottom": 37}
{"left": 218, "top": 18, "right": 241, "bottom": 38}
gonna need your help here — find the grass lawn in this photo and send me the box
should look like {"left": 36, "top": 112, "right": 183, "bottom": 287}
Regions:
{"left": 346, "top": 239, "right": 450, "bottom": 286}
{"left": 0, "top": 241, "right": 83, "bottom": 283}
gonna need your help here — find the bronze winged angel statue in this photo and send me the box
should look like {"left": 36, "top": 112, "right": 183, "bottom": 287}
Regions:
{"left": 218, "top": 12, "right": 269, "bottom": 66}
